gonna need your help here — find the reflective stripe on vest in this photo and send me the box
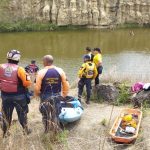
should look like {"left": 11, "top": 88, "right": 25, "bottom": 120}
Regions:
{"left": 84, "top": 62, "right": 95, "bottom": 78}
{"left": 0, "top": 63, "right": 18, "bottom": 93}
{"left": 41, "top": 68, "right": 62, "bottom": 95}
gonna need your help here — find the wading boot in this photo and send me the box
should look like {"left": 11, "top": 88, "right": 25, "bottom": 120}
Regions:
{"left": 86, "top": 99, "right": 90, "bottom": 104}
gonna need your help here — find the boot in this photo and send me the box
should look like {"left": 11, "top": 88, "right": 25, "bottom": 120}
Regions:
{"left": 86, "top": 100, "right": 90, "bottom": 104}
{"left": 3, "top": 130, "right": 10, "bottom": 138}
{"left": 78, "top": 98, "right": 81, "bottom": 103}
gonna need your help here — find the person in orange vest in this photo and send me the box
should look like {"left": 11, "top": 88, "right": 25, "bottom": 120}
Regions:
{"left": 35, "top": 55, "right": 69, "bottom": 132}
{"left": 0, "top": 50, "right": 32, "bottom": 137}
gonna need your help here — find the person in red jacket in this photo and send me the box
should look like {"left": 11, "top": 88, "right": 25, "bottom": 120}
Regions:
{"left": 25, "top": 60, "right": 39, "bottom": 74}
{"left": 0, "top": 50, "right": 32, "bottom": 137}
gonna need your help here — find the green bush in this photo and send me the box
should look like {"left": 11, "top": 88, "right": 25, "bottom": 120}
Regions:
{"left": 0, "top": 20, "right": 88, "bottom": 32}
{"left": 0, "top": 20, "right": 58, "bottom": 32}
{"left": 114, "top": 83, "right": 131, "bottom": 106}
{"left": 117, "top": 23, "right": 150, "bottom": 29}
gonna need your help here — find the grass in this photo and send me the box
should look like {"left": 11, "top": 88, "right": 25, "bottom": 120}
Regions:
{"left": 0, "top": 21, "right": 58, "bottom": 32}
{"left": 143, "top": 100, "right": 150, "bottom": 109}
{"left": 40, "top": 129, "right": 69, "bottom": 150}
{"left": 101, "top": 73, "right": 149, "bottom": 85}
{"left": 41, "top": 134, "right": 54, "bottom": 150}
{"left": 101, "top": 66, "right": 150, "bottom": 84}
{"left": 57, "top": 130, "right": 69, "bottom": 149}
{"left": 100, "top": 118, "right": 107, "bottom": 126}
{"left": 117, "top": 23, "right": 150, "bottom": 29}
{"left": 0, "top": 20, "right": 88, "bottom": 33}
{"left": 114, "top": 83, "right": 131, "bottom": 106}
{"left": 0, "top": 19, "right": 149, "bottom": 33}
{"left": 141, "top": 101, "right": 150, "bottom": 117}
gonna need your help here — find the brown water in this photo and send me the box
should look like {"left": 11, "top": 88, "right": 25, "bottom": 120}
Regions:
{"left": 0, "top": 28, "right": 150, "bottom": 82}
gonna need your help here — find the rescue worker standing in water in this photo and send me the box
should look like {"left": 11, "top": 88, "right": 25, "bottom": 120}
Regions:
{"left": 93, "top": 48, "right": 103, "bottom": 86}
{"left": 0, "top": 50, "right": 32, "bottom": 137}
{"left": 35, "top": 55, "right": 69, "bottom": 133}
{"left": 78, "top": 55, "right": 98, "bottom": 104}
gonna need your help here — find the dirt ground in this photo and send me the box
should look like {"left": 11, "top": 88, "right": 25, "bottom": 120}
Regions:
{"left": 0, "top": 89, "right": 150, "bottom": 150}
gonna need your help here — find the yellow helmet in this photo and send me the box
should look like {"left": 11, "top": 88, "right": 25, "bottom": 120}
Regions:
{"left": 122, "top": 114, "right": 132, "bottom": 122}
{"left": 129, "top": 120, "right": 137, "bottom": 128}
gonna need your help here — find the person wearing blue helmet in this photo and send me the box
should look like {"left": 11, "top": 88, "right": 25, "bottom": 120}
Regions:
{"left": 78, "top": 55, "right": 98, "bottom": 104}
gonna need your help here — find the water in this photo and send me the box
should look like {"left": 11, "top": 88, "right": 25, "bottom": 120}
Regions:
{"left": 0, "top": 28, "right": 150, "bottom": 83}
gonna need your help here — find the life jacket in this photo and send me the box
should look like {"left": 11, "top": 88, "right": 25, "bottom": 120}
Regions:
{"left": 41, "top": 68, "right": 62, "bottom": 95}
{"left": 0, "top": 63, "right": 18, "bottom": 93}
{"left": 25, "top": 64, "right": 38, "bottom": 73}
{"left": 83, "top": 62, "right": 95, "bottom": 78}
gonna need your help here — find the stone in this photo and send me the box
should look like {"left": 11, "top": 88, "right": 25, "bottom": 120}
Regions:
{"left": 132, "top": 90, "right": 150, "bottom": 107}
{"left": 0, "top": 0, "right": 150, "bottom": 28}
{"left": 51, "top": 0, "right": 57, "bottom": 23}
{"left": 57, "top": 0, "right": 70, "bottom": 26}
{"left": 94, "top": 84, "right": 119, "bottom": 101}
{"left": 43, "top": 4, "right": 50, "bottom": 21}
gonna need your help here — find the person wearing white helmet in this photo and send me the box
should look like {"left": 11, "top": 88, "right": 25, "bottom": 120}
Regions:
{"left": 0, "top": 50, "right": 32, "bottom": 137}
{"left": 6, "top": 49, "right": 21, "bottom": 61}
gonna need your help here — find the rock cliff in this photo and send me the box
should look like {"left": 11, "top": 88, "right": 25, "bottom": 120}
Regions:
{"left": 0, "top": 0, "right": 150, "bottom": 28}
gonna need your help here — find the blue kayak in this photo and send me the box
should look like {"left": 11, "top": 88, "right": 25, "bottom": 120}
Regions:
{"left": 59, "top": 97, "right": 83, "bottom": 123}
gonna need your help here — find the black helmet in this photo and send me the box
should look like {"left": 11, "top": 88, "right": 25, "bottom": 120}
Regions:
{"left": 85, "top": 47, "right": 91, "bottom": 51}
{"left": 94, "top": 48, "right": 101, "bottom": 53}
{"left": 83, "top": 55, "right": 91, "bottom": 61}
{"left": 31, "top": 60, "right": 36, "bottom": 64}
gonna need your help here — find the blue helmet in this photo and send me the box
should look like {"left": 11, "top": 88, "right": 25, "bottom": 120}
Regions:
{"left": 83, "top": 55, "right": 91, "bottom": 61}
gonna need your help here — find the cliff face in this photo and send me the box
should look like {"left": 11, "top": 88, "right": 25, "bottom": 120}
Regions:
{"left": 0, "top": 0, "right": 150, "bottom": 27}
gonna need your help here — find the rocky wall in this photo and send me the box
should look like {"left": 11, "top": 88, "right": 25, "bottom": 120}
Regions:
{"left": 1, "top": 0, "right": 150, "bottom": 27}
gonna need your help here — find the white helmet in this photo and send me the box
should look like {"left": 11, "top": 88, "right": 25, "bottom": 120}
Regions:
{"left": 7, "top": 50, "right": 21, "bottom": 61}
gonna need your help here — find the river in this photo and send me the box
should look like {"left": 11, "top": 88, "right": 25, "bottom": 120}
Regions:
{"left": 0, "top": 28, "right": 150, "bottom": 83}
